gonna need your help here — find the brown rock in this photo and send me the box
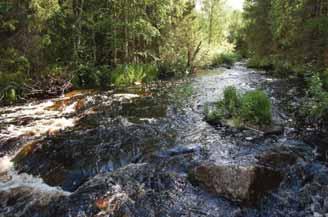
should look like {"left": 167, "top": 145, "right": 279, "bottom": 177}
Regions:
{"left": 190, "top": 163, "right": 283, "bottom": 204}
{"left": 256, "top": 151, "right": 297, "bottom": 169}
{"left": 263, "top": 124, "right": 284, "bottom": 136}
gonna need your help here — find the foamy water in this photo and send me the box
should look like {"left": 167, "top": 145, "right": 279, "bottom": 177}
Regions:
{"left": 0, "top": 96, "right": 82, "bottom": 197}
{"left": 0, "top": 98, "right": 79, "bottom": 144}
{"left": 0, "top": 168, "right": 70, "bottom": 195}
{"left": 0, "top": 156, "right": 13, "bottom": 173}
{"left": 0, "top": 91, "right": 144, "bottom": 199}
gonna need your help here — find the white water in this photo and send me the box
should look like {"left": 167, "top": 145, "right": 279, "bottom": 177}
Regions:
{"left": 0, "top": 91, "right": 141, "bottom": 196}
{"left": 0, "top": 95, "right": 83, "bottom": 197}
{"left": 0, "top": 156, "right": 12, "bottom": 174}
{"left": 0, "top": 99, "right": 78, "bottom": 144}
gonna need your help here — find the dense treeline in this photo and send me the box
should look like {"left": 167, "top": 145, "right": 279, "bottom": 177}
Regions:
{"left": 240, "top": 0, "right": 328, "bottom": 74}
{"left": 0, "top": 0, "right": 197, "bottom": 102}
{"left": 0, "top": 0, "right": 238, "bottom": 104}
{"left": 238, "top": 0, "right": 328, "bottom": 128}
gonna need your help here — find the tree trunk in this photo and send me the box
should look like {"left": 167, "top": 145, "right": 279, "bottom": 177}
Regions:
{"left": 208, "top": 1, "right": 215, "bottom": 44}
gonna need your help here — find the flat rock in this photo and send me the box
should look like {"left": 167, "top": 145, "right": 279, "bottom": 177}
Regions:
{"left": 189, "top": 162, "right": 283, "bottom": 204}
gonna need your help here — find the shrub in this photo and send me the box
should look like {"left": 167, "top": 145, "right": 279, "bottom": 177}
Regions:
{"left": 301, "top": 74, "right": 328, "bottom": 127}
{"left": 247, "top": 57, "right": 273, "bottom": 70}
{"left": 321, "top": 69, "right": 328, "bottom": 90}
{"left": 211, "top": 52, "right": 241, "bottom": 67}
{"left": 5, "top": 87, "right": 17, "bottom": 103}
{"left": 204, "top": 103, "right": 224, "bottom": 124}
{"left": 0, "top": 49, "right": 30, "bottom": 104}
{"left": 72, "top": 65, "right": 112, "bottom": 89}
{"left": 222, "top": 86, "right": 241, "bottom": 116}
{"left": 204, "top": 86, "right": 241, "bottom": 122}
{"left": 0, "top": 86, "right": 18, "bottom": 104}
{"left": 72, "top": 65, "right": 100, "bottom": 89}
{"left": 111, "top": 64, "right": 158, "bottom": 87}
{"left": 97, "top": 66, "right": 112, "bottom": 89}
{"left": 240, "top": 90, "right": 272, "bottom": 125}
{"left": 157, "top": 59, "right": 189, "bottom": 79}
{"left": 205, "top": 87, "right": 272, "bottom": 127}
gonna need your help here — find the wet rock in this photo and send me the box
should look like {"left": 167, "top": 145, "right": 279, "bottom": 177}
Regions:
{"left": 256, "top": 150, "right": 297, "bottom": 170}
{"left": 263, "top": 124, "right": 284, "bottom": 136}
{"left": 46, "top": 164, "right": 149, "bottom": 217}
{"left": 46, "top": 163, "right": 187, "bottom": 217}
{"left": 304, "top": 133, "right": 328, "bottom": 161}
{"left": 189, "top": 163, "right": 283, "bottom": 204}
{"left": 13, "top": 119, "right": 176, "bottom": 192}
{"left": 156, "top": 145, "right": 201, "bottom": 158}
{"left": 0, "top": 186, "right": 66, "bottom": 217}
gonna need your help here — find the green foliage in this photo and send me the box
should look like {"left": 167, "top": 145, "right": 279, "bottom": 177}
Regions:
{"left": 222, "top": 86, "right": 241, "bottom": 116}
{"left": 111, "top": 64, "right": 158, "bottom": 87}
{"left": 211, "top": 52, "right": 241, "bottom": 67}
{"left": 0, "top": 48, "right": 30, "bottom": 76}
{"left": 0, "top": 86, "right": 19, "bottom": 104}
{"left": 247, "top": 57, "right": 273, "bottom": 70}
{"left": 97, "top": 66, "right": 112, "bottom": 89}
{"left": 301, "top": 74, "right": 328, "bottom": 126}
{"left": 205, "top": 108, "right": 225, "bottom": 124}
{"left": 157, "top": 59, "right": 190, "bottom": 79}
{"left": 72, "top": 65, "right": 99, "bottom": 89}
{"left": 205, "top": 86, "right": 272, "bottom": 127}
{"left": 1, "top": 0, "right": 201, "bottom": 102}
{"left": 5, "top": 87, "right": 17, "bottom": 103}
{"left": 242, "top": 0, "right": 328, "bottom": 76}
{"left": 240, "top": 90, "right": 272, "bottom": 125}
{"left": 200, "top": 0, "right": 228, "bottom": 45}
{"left": 169, "top": 83, "right": 194, "bottom": 108}
{"left": 0, "top": 0, "right": 247, "bottom": 104}
{"left": 321, "top": 69, "right": 328, "bottom": 90}
{"left": 72, "top": 65, "right": 112, "bottom": 89}
{"left": 0, "top": 48, "right": 30, "bottom": 104}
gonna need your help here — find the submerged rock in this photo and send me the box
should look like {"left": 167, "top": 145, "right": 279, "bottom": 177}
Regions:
{"left": 0, "top": 186, "right": 67, "bottom": 217}
{"left": 45, "top": 163, "right": 185, "bottom": 217}
{"left": 262, "top": 124, "right": 284, "bottom": 136}
{"left": 256, "top": 149, "right": 297, "bottom": 169}
{"left": 189, "top": 162, "right": 283, "bottom": 204}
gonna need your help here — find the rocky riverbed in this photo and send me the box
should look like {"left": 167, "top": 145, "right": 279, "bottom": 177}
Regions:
{"left": 0, "top": 63, "right": 327, "bottom": 217}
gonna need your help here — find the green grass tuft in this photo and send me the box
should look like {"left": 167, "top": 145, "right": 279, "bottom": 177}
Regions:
{"left": 205, "top": 86, "right": 272, "bottom": 127}
{"left": 211, "top": 52, "right": 241, "bottom": 67}
{"left": 111, "top": 64, "right": 158, "bottom": 87}
{"left": 240, "top": 90, "right": 272, "bottom": 125}
{"left": 222, "top": 86, "right": 241, "bottom": 116}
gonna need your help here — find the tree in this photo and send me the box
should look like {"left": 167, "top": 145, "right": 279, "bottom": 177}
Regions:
{"left": 242, "top": 0, "right": 328, "bottom": 73}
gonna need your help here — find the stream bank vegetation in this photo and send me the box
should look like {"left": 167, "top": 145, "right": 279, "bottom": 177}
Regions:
{"left": 211, "top": 52, "right": 242, "bottom": 67}
{"left": 301, "top": 74, "right": 328, "bottom": 129}
{"left": 205, "top": 86, "right": 272, "bottom": 129}
{"left": 233, "top": 0, "right": 328, "bottom": 132}
{"left": 0, "top": 0, "right": 241, "bottom": 105}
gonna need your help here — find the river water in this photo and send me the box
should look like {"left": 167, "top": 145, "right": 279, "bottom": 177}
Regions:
{"left": 0, "top": 63, "right": 327, "bottom": 217}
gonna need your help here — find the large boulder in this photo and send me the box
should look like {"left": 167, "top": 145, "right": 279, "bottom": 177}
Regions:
{"left": 189, "top": 163, "right": 283, "bottom": 204}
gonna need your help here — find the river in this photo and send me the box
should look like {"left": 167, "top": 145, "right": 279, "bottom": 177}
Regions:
{"left": 0, "top": 63, "right": 327, "bottom": 217}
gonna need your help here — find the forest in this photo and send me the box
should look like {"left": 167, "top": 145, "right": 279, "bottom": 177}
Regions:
{"left": 1, "top": 0, "right": 328, "bottom": 217}
{"left": 0, "top": 0, "right": 236, "bottom": 101}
